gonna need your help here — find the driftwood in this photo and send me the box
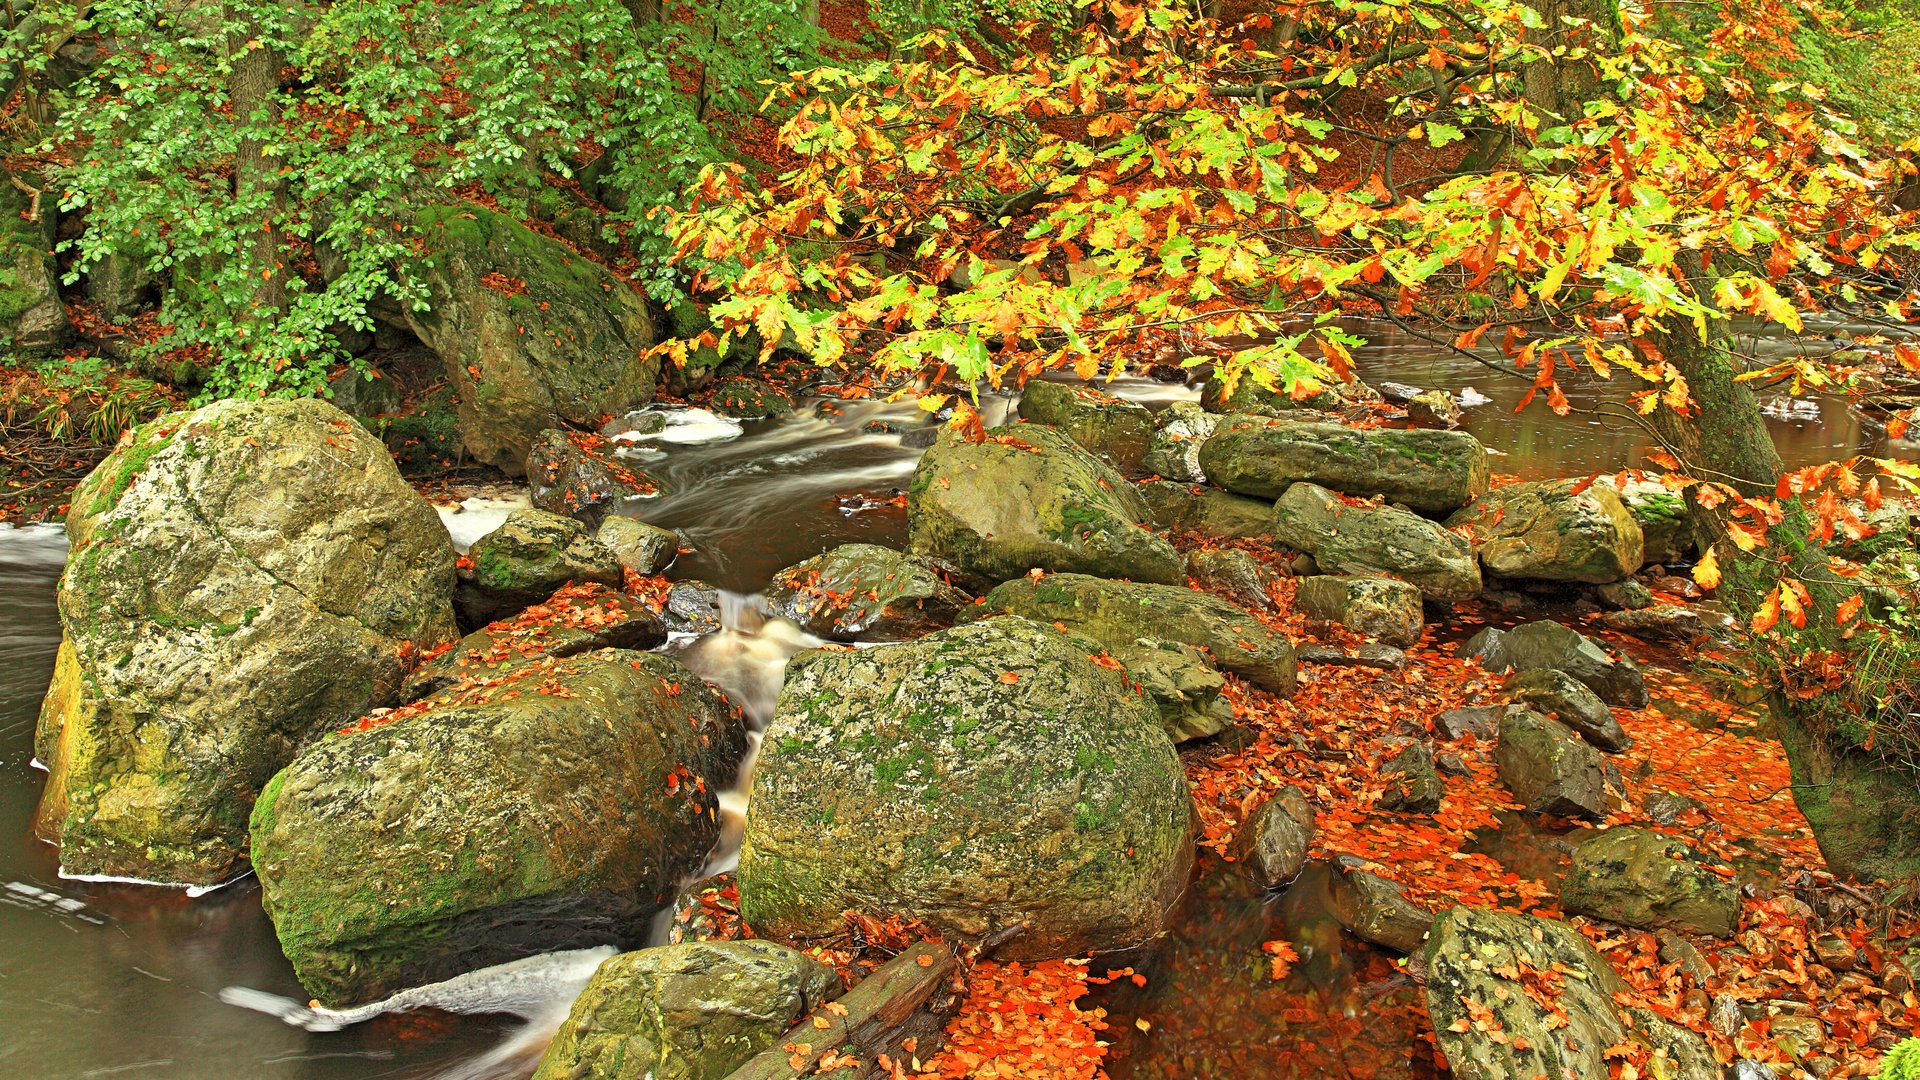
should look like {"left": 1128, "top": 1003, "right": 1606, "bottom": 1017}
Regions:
{"left": 723, "top": 942, "right": 961, "bottom": 1080}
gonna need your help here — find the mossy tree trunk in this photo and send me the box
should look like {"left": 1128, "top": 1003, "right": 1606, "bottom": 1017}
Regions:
{"left": 1519, "top": 0, "right": 1619, "bottom": 120}
{"left": 227, "top": 5, "right": 287, "bottom": 324}
{"left": 1646, "top": 268, "right": 1920, "bottom": 884}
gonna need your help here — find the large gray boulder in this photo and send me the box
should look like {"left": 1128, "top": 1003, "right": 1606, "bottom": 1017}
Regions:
{"left": 982, "top": 573, "right": 1298, "bottom": 695}
{"left": 1561, "top": 828, "right": 1740, "bottom": 938}
{"left": 1200, "top": 416, "right": 1488, "bottom": 515}
{"left": 1596, "top": 476, "right": 1694, "bottom": 566}
{"left": 531, "top": 941, "right": 842, "bottom": 1080}
{"left": 251, "top": 650, "right": 746, "bottom": 1006}
{"left": 1426, "top": 906, "right": 1716, "bottom": 1080}
{"left": 907, "top": 425, "right": 1181, "bottom": 585}
{"left": 738, "top": 618, "right": 1193, "bottom": 959}
{"left": 1271, "top": 483, "right": 1481, "bottom": 602}
{"left": 35, "top": 398, "right": 458, "bottom": 886}
{"left": 1016, "top": 379, "right": 1155, "bottom": 473}
{"left": 1495, "top": 710, "right": 1609, "bottom": 819}
{"left": 766, "top": 544, "right": 972, "bottom": 642}
{"left": 1465, "top": 621, "right": 1648, "bottom": 708}
{"left": 1446, "top": 479, "right": 1644, "bottom": 583}
{"left": 406, "top": 205, "right": 659, "bottom": 474}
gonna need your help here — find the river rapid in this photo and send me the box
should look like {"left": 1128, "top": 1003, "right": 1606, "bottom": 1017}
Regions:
{"left": 0, "top": 331, "right": 1905, "bottom": 1079}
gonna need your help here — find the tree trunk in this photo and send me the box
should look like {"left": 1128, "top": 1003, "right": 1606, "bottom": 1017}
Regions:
{"left": 1519, "top": 0, "right": 1618, "bottom": 120}
{"left": 227, "top": 10, "right": 287, "bottom": 323}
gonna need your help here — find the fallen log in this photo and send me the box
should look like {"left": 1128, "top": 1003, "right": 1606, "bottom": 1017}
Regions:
{"left": 723, "top": 941, "right": 961, "bottom": 1080}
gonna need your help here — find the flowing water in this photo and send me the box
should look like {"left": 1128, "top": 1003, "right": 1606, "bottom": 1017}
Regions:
{"left": 0, "top": 333, "right": 1903, "bottom": 1078}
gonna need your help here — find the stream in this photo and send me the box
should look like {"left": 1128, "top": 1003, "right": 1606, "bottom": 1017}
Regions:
{"left": 0, "top": 332, "right": 1908, "bottom": 1078}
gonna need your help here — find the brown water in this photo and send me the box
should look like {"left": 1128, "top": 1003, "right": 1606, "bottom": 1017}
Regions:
{"left": 0, "top": 327, "right": 1899, "bottom": 1078}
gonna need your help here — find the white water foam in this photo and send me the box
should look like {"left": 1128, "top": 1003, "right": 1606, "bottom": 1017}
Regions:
{"left": 608, "top": 408, "right": 745, "bottom": 446}
{"left": 434, "top": 494, "right": 531, "bottom": 552}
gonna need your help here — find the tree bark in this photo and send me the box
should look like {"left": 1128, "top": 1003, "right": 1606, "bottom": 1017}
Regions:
{"left": 227, "top": 8, "right": 288, "bottom": 323}
{"left": 1519, "top": 0, "right": 1618, "bottom": 121}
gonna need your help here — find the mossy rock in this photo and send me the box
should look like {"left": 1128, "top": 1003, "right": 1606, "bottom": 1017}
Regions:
{"left": 765, "top": 543, "right": 972, "bottom": 642}
{"left": 35, "top": 398, "right": 458, "bottom": 886}
{"left": 457, "top": 509, "right": 625, "bottom": 625}
{"left": 1506, "top": 668, "right": 1630, "bottom": 753}
{"left": 1595, "top": 477, "right": 1694, "bottom": 566}
{"left": 738, "top": 617, "right": 1193, "bottom": 959}
{"left": 0, "top": 178, "right": 66, "bottom": 353}
{"left": 1465, "top": 620, "right": 1647, "bottom": 708}
{"left": 1136, "top": 480, "right": 1273, "bottom": 541}
{"left": 404, "top": 581, "right": 666, "bottom": 699}
{"left": 1271, "top": 483, "right": 1481, "bottom": 602}
{"left": 1426, "top": 906, "right": 1715, "bottom": 1080}
{"left": 983, "top": 572, "right": 1297, "bottom": 695}
{"left": 526, "top": 428, "right": 666, "bottom": 525}
{"left": 1142, "top": 401, "right": 1217, "bottom": 483}
{"left": 532, "top": 941, "right": 841, "bottom": 1080}
{"left": 1016, "top": 379, "right": 1155, "bottom": 474}
{"left": 1199, "top": 374, "right": 1367, "bottom": 414}
{"left": 1293, "top": 575, "right": 1424, "bottom": 647}
{"left": 1560, "top": 827, "right": 1739, "bottom": 938}
{"left": 1494, "top": 709, "right": 1608, "bottom": 820}
{"left": 1199, "top": 415, "right": 1488, "bottom": 515}
{"left": 596, "top": 517, "right": 679, "bottom": 576}
{"left": 251, "top": 649, "right": 746, "bottom": 1006}
{"left": 707, "top": 376, "right": 796, "bottom": 419}
{"left": 406, "top": 205, "right": 659, "bottom": 474}
{"left": 907, "top": 424, "right": 1182, "bottom": 587}
{"left": 1446, "top": 479, "right": 1643, "bottom": 584}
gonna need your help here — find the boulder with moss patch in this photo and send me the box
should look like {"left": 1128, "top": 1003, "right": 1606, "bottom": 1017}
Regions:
{"left": 766, "top": 544, "right": 972, "bottom": 642}
{"left": 1016, "top": 379, "right": 1156, "bottom": 473}
{"left": 458, "top": 509, "right": 625, "bottom": 625}
{"left": 1200, "top": 417, "right": 1488, "bottom": 515}
{"left": 1293, "top": 575, "right": 1425, "bottom": 647}
{"left": 0, "top": 180, "right": 66, "bottom": 352}
{"left": 405, "top": 582, "right": 665, "bottom": 699}
{"left": 738, "top": 618, "right": 1193, "bottom": 958}
{"left": 983, "top": 573, "right": 1297, "bottom": 695}
{"left": 1137, "top": 481, "right": 1273, "bottom": 541}
{"left": 405, "top": 206, "right": 659, "bottom": 474}
{"left": 251, "top": 650, "right": 745, "bottom": 1006}
{"left": 907, "top": 425, "right": 1182, "bottom": 586}
{"left": 1596, "top": 477, "right": 1694, "bottom": 566}
{"left": 34, "top": 398, "right": 458, "bottom": 887}
{"left": 1446, "top": 479, "right": 1643, "bottom": 584}
{"left": 531, "top": 941, "right": 841, "bottom": 1080}
{"left": 526, "top": 429, "right": 666, "bottom": 524}
{"left": 1142, "top": 401, "right": 1217, "bottom": 483}
{"left": 1271, "top": 483, "right": 1481, "bottom": 602}
{"left": 1560, "top": 827, "right": 1740, "bottom": 937}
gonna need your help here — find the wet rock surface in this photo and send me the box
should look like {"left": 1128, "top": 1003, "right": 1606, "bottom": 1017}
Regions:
{"left": 1447, "top": 478, "right": 1643, "bottom": 584}
{"left": 1465, "top": 620, "right": 1648, "bottom": 708}
{"left": 765, "top": 543, "right": 972, "bottom": 642}
{"left": 1017, "top": 379, "right": 1156, "bottom": 473}
{"left": 1560, "top": 827, "right": 1741, "bottom": 937}
{"left": 1271, "top": 483, "right": 1481, "bottom": 602}
{"left": 1293, "top": 574, "right": 1425, "bottom": 647}
{"left": 457, "top": 509, "right": 625, "bottom": 625}
{"left": 1200, "top": 415, "right": 1488, "bottom": 514}
{"left": 1495, "top": 709, "right": 1609, "bottom": 820}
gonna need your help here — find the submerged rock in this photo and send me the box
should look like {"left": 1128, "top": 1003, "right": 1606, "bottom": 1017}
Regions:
{"left": 36, "top": 398, "right": 457, "bottom": 886}
{"left": 1426, "top": 906, "right": 1716, "bottom": 1080}
{"left": 1465, "top": 620, "right": 1648, "bottom": 708}
{"left": 1142, "top": 401, "right": 1217, "bottom": 482}
{"left": 1017, "top": 379, "right": 1155, "bottom": 473}
{"left": 1446, "top": 478, "right": 1643, "bottom": 584}
{"left": 251, "top": 650, "right": 745, "bottom": 1006}
{"left": 1293, "top": 574, "right": 1425, "bottom": 647}
{"left": 1200, "top": 416, "right": 1488, "bottom": 515}
{"left": 1235, "top": 787, "right": 1315, "bottom": 889}
{"left": 983, "top": 573, "right": 1297, "bottom": 695}
{"left": 1270, "top": 483, "right": 1481, "bottom": 602}
{"left": 765, "top": 543, "right": 972, "bottom": 642}
{"left": 1561, "top": 827, "right": 1740, "bottom": 938}
{"left": 457, "top": 509, "right": 625, "bottom": 626}
{"left": 738, "top": 618, "right": 1193, "bottom": 959}
{"left": 1505, "top": 668, "right": 1631, "bottom": 753}
{"left": 531, "top": 941, "right": 841, "bottom": 1080}
{"left": 526, "top": 429, "right": 665, "bottom": 524}
{"left": 1328, "top": 865, "right": 1434, "bottom": 953}
{"left": 406, "top": 206, "right": 658, "bottom": 473}
{"left": 907, "top": 425, "right": 1182, "bottom": 586}
{"left": 1495, "top": 710, "right": 1609, "bottom": 820}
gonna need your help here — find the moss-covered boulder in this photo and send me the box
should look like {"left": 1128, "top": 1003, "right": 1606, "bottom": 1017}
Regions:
{"left": 1199, "top": 374, "right": 1366, "bottom": 415}
{"left": 1560, "top": 828, "right": 1740, "bottom": 938}
{"left": 1184, "top": 547, "right": 1278, "bottom": 612}
{"left": 1426, "top": 906, "right": 1716, "bottom": 1080}
{"left": 982, "top": 573, "right": 1297, "bottom": 695}
{"left": 406, "top": 205, "right": 659, "bottom": 474}
{"left": 405, "top": 582, "right": 666, "bottom": 699}
{"left": 531, "top": 941, "right": 841, "bottom": 1080}
{"left": 1446, "top": 479, "right": 1643, "bottom": 584}
{"left": 0, "top": 179, "right": 66, "bottom": 352}
{"left": 1465, "top": 620, "right": 1648, "bottom": 708}
{"left": 1199, "top": 416, "right": 1488, "bottom": 515}
{"left": 1293, "top": 575, "right": 1424, "bottom": 647}
{"left": 1137, "top": 481, "right": 1272, "bottom": 541}
{"left": 1142, "top": 401, "right": 1217, "bottom": 483}
{"left": 738, "top": 618, "right": 1193, "bottom": 958}
{"left": 1016, "top": 379, "right": 1155, "bottom": 474}
{"left": 1271, "top": 483, "right": 1481, "bottom": 602}
{"left": 1596, "top": 477, "right": 1694, "bottom": 566}
{"left": 765, "top": 544, "right": 972, "bottom": 642}
{"left": 1328, "top": 865, "right": 1435, "bottom": 953}
{"left": 1109, "top": 637, "right": 1236, "bottom": 743}
{"left": 251, "top": 649, "right": 746, "bottom": 1006}
{"left": 34, "top": 398, "right": 457, "bottom": 886}
{"left": 1495, "top": 709, "right": 1608, "bottom": 820}
{"left": 527, "top": 429, "right": 665, "bottom": 524}
{"left": 707, "top": 376, "right": 795, "bottom": 419}
{"left": 907, "top": 425, "right": 1182, "bottom": 586}
{"left": 457, "top": 509, "right": 625, "bottom": 625}
{"left": 1506, "top": 668, "right": 1630, "bottom": 753}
